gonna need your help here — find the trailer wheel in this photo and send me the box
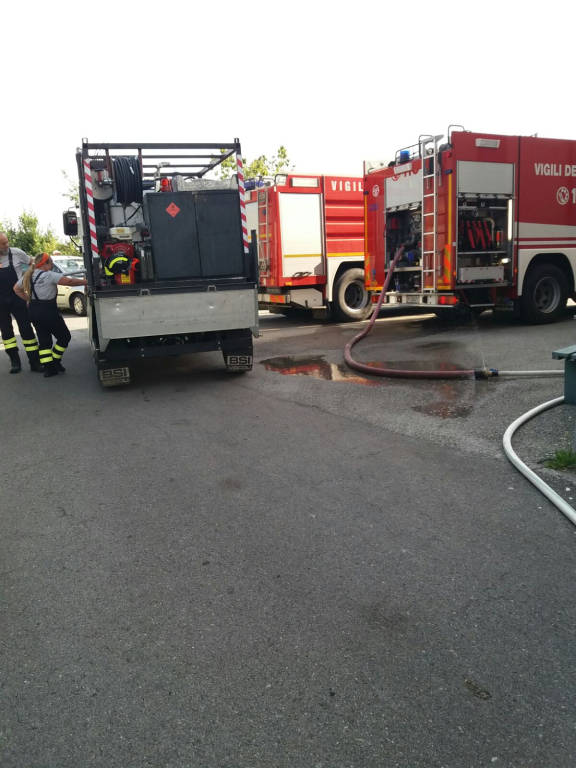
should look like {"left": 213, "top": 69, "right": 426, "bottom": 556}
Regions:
{"left": 520, "top": 263, "right": 568, "bottom": 324}
{"left": 333, "top": 268, "right": 372, "bottom": 322}
{"left": 222, "top": 330, "right": 253, "bottom": 373}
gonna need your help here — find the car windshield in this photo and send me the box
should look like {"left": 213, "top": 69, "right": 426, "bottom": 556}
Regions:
{"left": 53, "top": 257, "right": 84, "bottom": 272}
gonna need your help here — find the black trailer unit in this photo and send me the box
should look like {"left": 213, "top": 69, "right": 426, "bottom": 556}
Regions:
{"left": 69, "top": 140, "right": 258, "bottom": 387}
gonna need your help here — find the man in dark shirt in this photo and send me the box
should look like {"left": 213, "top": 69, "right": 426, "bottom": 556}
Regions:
{"left": 0, "top": 232, "right": 42, "bottom": 373}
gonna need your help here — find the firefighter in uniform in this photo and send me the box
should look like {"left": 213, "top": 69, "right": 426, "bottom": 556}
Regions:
{"left": 14, "top": 253, "right": 87, "bottom": 378}
{"left": 0, "top": 232, "right": 42, "bottom": 373}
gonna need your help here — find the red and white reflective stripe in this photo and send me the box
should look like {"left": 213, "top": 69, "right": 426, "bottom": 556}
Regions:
{"left": 236, "top": 152, "right": 249, "bottom": 253}
{"left": 83, "top": 159, "right": 99, "bottom": 260}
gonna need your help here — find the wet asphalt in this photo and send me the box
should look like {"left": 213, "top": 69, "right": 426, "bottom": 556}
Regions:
{"left": 1, "top": 308, "right": 576, "bottom": 768}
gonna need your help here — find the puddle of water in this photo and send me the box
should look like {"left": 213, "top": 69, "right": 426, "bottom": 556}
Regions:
{"left": 413, "top": 340, "right": 461, "bottom": 351}
{"left": 261, "top": 355, "right": 382, "bottom": 387}
{"left": 413, "top": 402, "right": 473, "bottom": 419}
{"left": 413, "top": 380, "right": 474, "bottom": 420}
{"left": 262, "top": 355, "right": 470, "bottom": 386}
{"left": 263, "top": 355, "right": 477, "bottom": 418}
{"left": 370, "top": 360, "right": 470, "bottom": 373}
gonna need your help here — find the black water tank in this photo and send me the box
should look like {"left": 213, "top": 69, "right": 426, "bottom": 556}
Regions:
{"left": 145, "top": 190, "right": 244, "bottom": 280}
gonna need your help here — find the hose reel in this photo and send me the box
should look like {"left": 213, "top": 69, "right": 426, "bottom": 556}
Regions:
{"left": 112, "top": 156, "right": 143, "bottom": 205}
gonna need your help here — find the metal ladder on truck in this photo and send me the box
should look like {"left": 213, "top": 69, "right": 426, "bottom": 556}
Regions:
{"left": 257, "top": 187, "right": 270, "bottom": 275}
{"left": 419, "top": 135, "right": 442, "bottom": 295}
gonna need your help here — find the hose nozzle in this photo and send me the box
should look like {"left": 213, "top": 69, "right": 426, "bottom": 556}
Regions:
{"left": 474, "top": 367, "right": 499, "bottom": 379}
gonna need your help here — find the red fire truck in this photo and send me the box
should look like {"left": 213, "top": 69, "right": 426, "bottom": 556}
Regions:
{"left": 364, "top": 128, "right": 576, "bottom": 322}
{"left": 246, "top": 174, "right": 369, "bottom": 321}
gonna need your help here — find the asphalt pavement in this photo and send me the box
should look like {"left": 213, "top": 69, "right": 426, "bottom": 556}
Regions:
{"left": 1, "top": 308, "right": 576, "bottom": 768}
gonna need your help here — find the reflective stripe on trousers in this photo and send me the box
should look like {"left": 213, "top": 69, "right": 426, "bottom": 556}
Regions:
{"left": 52, "top": 343, "right": 68, "bottom": 360}
{"left": 39, "top": 348, "right": 53, "bottom": 364}
{"left": 2, "top": 336, "right": 18, "bottom": 351}
{"left": 22, "top": 337, "right": 39, "bottom": 352}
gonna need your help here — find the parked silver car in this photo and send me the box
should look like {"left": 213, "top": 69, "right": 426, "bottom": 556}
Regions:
{"left": 51, "top": 256, "right": 87, "bottom": 316}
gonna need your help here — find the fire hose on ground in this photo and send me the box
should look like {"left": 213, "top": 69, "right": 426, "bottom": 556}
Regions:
{"left": 344, "top": 247, "right": 564, "bottom": 381}
{"left": 344, "top": 247, "right": 575, "bottom": 525}
{"left": 502, "top": 396, "right": 576, "bottom": 527}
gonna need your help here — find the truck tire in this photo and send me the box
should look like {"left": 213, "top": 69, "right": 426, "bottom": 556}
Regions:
{"left": 520, "top": 263, "right": 568, "bottom": 324}
{"left": 332, "top": 268, "right": 372, "bottom": 322}
{"left": 222, "top": 330, "right": 253, "bottom": 373}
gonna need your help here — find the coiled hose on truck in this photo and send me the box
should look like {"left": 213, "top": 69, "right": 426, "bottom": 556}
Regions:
{"left": 112, "top": 156, "right": 143, "bottom": 205}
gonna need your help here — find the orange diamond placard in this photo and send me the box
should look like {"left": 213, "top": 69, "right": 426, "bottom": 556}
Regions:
{"left": 166, "top": 202, "right": 180, "bottom": 218}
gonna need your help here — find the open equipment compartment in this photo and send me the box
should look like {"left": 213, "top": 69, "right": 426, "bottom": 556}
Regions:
{"left": 455, "top": 158, "right": 514, "bottom": 288}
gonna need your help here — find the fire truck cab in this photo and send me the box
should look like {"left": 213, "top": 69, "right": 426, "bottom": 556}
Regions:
{"left": 364, "top": 128, "right": 576, "bottom": 322}
{"left": 246, "top": 174, "right": 369, "bottom": 321}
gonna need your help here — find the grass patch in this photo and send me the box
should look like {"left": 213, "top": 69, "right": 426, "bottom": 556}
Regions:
{"left": 545, "top": 449, "right": 576, "bottom": 471}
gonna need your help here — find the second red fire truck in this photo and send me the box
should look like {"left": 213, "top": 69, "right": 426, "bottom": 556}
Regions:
{"left": 364, "top": 127, "right": 576, "bottom": 322}
{"left": 245, "top": 174, "right": 370, "bottom": 321}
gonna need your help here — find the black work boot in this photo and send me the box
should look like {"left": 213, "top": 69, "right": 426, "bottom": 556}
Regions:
{"left": 7, "top": 349, "right": 21, "bottom": 374}
{"left": 27, "top": 350, "right": 44, "bottom": 373}
{"left": 43, "top": 361, "right": 59, "bottom": 378}
{"left": 53, "top": 361, "right": 66, "bottom": 373}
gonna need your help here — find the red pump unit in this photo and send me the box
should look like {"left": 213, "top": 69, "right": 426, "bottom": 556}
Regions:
{"left": 101, "top": 242, "right": 139, "bottom": 285}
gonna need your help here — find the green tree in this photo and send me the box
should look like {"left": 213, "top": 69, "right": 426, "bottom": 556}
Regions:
{"left": 61, "top": 170, "right": 80, "bottom": 207}
{"left": 219, "top": 146, "right": 292, "bottom": 180}
{"left": 1, "top": 212, "right": 78, "bottom": 256}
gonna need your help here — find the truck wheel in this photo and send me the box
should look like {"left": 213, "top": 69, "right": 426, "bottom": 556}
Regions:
{"left": 520, "top": 263, "right": 568, "bottom": 324}
{"left": 222, "top": 330, "right": 253, "bottom": 373}
{"left": 333, "top": 268, "right": 372, "bottom": 322}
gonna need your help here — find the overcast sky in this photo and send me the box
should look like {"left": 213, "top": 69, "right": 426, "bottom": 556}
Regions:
{"left": 2, "top": 0, "right": 574, "bottom": 235}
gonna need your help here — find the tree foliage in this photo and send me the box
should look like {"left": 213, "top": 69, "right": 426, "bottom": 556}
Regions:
{"left": 61, "top": 170, "right": 80, "bottom": 207}
{"left": 1, "top": 212, "right": 79, "bottom": 256}
{"left": 219, "top": 146, "right": 292, "bottom": 180}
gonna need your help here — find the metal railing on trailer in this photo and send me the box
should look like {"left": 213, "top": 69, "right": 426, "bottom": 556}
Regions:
{"left": 76, "top": 140, "right": 249, "bottom": 289}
